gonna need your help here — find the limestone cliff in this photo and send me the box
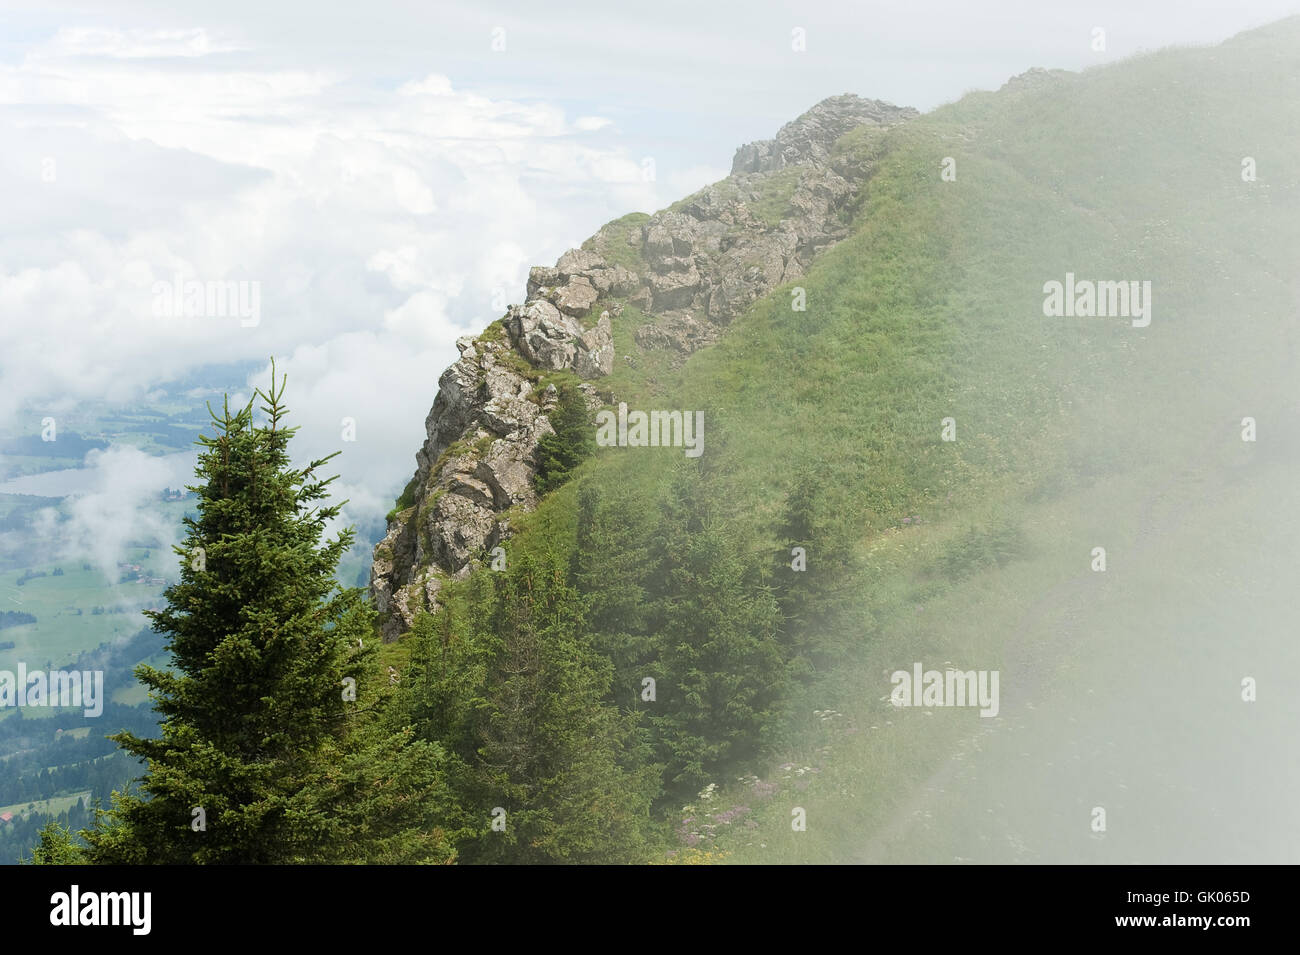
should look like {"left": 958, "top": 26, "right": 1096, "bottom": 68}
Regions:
{"left": 370, "top": 93, "right": 916, "bottom": 640}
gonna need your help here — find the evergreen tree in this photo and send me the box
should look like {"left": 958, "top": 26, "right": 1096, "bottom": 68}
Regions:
{"left": 533, "top": 380, "right": 595, "bottom": 494}
{"left": 574, "top": 481, "right": 655, "bottom": 698}
{"left": 400, "top": 545, "right": 658, "bottom": 864}
{"left": 83, "top": 365, "right": 452, "bottom": 863}
{"left": 772, "top": 464, "right": 861, "bottom": 675}
{"left": 26, "top": 821, "right": 84, "bottom": 865}
{"left": 645, "top": 465, "right": 785, "bottom": 793}
{"left": 471, "top": 546, "right": 657, "bottom": 863}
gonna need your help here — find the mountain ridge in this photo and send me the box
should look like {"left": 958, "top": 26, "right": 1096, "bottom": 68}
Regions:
{"left": 370, "top": 92, "right": 918, "bottom": 640}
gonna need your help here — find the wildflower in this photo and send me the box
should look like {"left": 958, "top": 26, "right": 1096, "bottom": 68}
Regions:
{"left": 752, "top": 780, "right": 778, "bottom": 799}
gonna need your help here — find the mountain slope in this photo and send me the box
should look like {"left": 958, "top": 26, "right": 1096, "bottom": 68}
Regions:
{"left": 377, "top": 17, "right": 1300, "bottom": 863}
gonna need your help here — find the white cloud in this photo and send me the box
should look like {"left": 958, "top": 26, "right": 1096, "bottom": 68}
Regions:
{"left": 61, "top": 446, "right": 197, "bottom": 582}
{"left": 4, "top": 0, "right": 1287, "bottom": 549}
{"left": 242, "top": 335, "right": 458, "bottom": 539}
{"left": 34, "top": 27, "right": 246, "bottom": 60}
{"left": 667, "top": 163, "right": 730, "bottom": 200}
{"left": 0, "top": 30, "right": 668, "bottom": 535}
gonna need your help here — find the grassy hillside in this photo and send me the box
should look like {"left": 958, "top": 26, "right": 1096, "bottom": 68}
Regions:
{"left": 388, "top": 18, "right": 1300, "bottom": 863}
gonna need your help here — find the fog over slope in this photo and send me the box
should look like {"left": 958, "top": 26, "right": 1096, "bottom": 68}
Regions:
{"left": 4, "top": 7, "right": 1299, "bottom": 867}
{"left": 370, "top": 17, "right": 1300, "bottom": 863}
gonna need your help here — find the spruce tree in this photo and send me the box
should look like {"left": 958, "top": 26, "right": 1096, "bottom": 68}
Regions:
{"left": 469, "top": 546, "right": 657, "bottom": 863}
{"left": 399, "top": 544, "right": 658, "bottom": 864}
{"left": 647, "top": 464, "right": 785, "bottom": 792}
{"left": 533, "top": 380, "right": 595, "bottom": 494}
{"left": 26, "top": 821, "right": 84, "bottom": 865}
{"left": 772, "top": 464, "right": 861, "bottom": 675}
{"left": 84, "top": 365, "right": 452, "bottom": 863}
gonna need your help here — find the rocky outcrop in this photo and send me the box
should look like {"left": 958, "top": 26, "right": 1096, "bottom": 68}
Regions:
{"left": 567, "top": 95, "right": 920, "bottom": 356}
{"left": 371, "top": 303, "right": 615, "bottom": 640}
{"left": 527, "top": 248, "right": 641, "bottom": 304}
{"left": 371, "top": 93, "right": 918, "bottom": 640}
{"left": 998, "top": 67, "right": 1072, "bottom": 94}
{"left": 730, "top": 94, "right": 917, "bottom": 175}
{"left": 504, "top": 300, "right": 614, "bottom": 377}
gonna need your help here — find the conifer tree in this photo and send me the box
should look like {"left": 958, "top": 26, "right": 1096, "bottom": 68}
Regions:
{"left": 645, "top": 465, "right": 785, "bottom": 792}
{"left": 84, "top": 365, "right": 453, "bottom": 863}
{"left": 772, "top": 464, "right": 860, "bottom": 675}
{"left": 533, "top": 380, "right": 595, "bottom": 494}
{"left": 26, "top": 821, "right": 84, "bottom": 865}
{"left": 574, "top": 481, "right": 655, "bottom": 692}
{"left": 399, "top": 544, "right": 658, "bottom": 864}
{"left": 469, "top": 545, "right": 657, "bottom": 863}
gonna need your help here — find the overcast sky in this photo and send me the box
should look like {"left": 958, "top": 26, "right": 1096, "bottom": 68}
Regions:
{"left": 2, "top": 0, "right": 1298, "bottom": 552}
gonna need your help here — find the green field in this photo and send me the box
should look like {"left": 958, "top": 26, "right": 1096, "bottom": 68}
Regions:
{"left": 0, "top": 790, "right": 92, "bottom": 822}
{"left": 0, "top": 545, "right": 179, "bottom": 673}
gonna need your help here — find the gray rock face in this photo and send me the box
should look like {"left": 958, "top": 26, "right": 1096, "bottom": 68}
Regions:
{"left": 503, "top": 300, "right": 615, "bottom": 377}
{"left": 575, "top": 315, "right": 615, "bottom": 377}
{"left": 730, "top": 93, "right": 918, "bottom": 175}
{"left": 371, "top": 92, "right": 919, "bottom": 640}
{"left": 504, "top": 300, "right": 581, "bottom": 370}
{"left": 552, "top": 275, "right": 599, "bottom": 316}
{"left": 371, "top": 333, "right": 554, "bottom": 640}
{"left": 999, "top": 67, "right": 1072, "bottom": 94}
{"left": 528, "top": 250, "right": 639, "bottom": 303}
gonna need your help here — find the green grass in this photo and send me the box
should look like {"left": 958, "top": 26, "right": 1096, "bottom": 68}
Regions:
{"left": 711, "top": 453, "right": 1300, "bottom": 863}
{"left": 583, "top": 211, "right": 651, "bottom": 272}
{"left": 110, "top": 684, "right": 149, "bottom": 706}
{"left": 596, "top": 304, "right": 685, "bottom": 405}
{"left": 744, "top": 166, "right": 803, "bottom": 228}
{"left": 386, "top": 474, "right": 420, "bottom": 524}
{"left": 0, "top": 550, "right": 172, "bottom": 673}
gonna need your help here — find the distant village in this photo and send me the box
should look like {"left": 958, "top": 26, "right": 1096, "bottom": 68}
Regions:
{"left": 116, "top": 563, "right": 167, "bottom": 587}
